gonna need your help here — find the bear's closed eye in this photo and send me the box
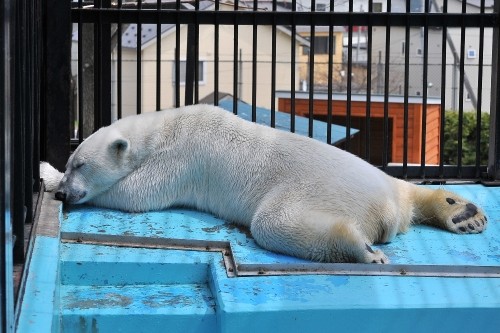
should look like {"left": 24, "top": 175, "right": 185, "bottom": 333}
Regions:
{"left": 74, "top": 162, "right": 85, "bottom": 169}
{"left": 446, "top": 198, "right": 456, "bottom": 205}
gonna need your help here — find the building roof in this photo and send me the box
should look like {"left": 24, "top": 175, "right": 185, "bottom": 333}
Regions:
{"left": 119, "top": 1, "right": 309, "bottom": 50}
{"left": 276, "top": 91, "right": 442, "bottom": 105}
{"left": 212, "top": 95, "right": 358, "bottom": 145}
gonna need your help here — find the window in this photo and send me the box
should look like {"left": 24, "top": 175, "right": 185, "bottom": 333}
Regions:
{"left": 373, "top": 2, "right": 383, "bottom": 12}
{"left": 316, "top": 3, "right": 327, "bottom": 11}
{"left": 303, "top": 36, "right": 336, "bottom": 55}
{"left": 172, "top": 60, "right": 205, "bottom": 85}
{"left": 314, "top": 36, "right": 334, "bottom": 55}
{"left": 467, "top": 49, "right": 477, "bottom": 59}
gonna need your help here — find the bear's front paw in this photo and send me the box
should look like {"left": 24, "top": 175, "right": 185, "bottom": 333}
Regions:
{"left": 447, "top": 201, "right": 487, "bottom": 234}
{"left": 40, "top": 162, "right": 64, "bottom": 192}
{"left": 365, "top": 244, "right": 390, "bottom": 264}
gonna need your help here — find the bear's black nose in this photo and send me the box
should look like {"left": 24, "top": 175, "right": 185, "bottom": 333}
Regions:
{"left": 55, "top": 191, "right": 66, "bottom": 202}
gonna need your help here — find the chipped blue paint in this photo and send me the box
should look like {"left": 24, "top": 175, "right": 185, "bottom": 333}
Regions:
{"left": 17, "top": 185, "right": 500, "bottom": 333}
{"left": 17, "top": 236, "right": 60, "bottom": 333}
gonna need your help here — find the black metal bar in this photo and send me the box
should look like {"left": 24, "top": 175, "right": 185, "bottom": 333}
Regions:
{"left": 251, "top": 0, "right": 257, "bottom": 122}
{"left": 456, "top": 0, "right": 467, "bottom": 178}
{"left": 438, "top": 0, "right": 448, "bottom": 178}
{"left": 94, "top": 0, "right": 102, "bottom": 130}
{"left": 382, "top": 0, "right": 392, "bottom": 170}
{"left": 1, "top": 0, "right": 14, "bottom": 329}
{"left": 174, "top": 0, "right": 180, "bottom": 107}
{"left": 22, "top": 0, "right": 34, "bottom": 259}
{"left": 420, "top": 1, "right": 430, "bottom": 178}
{"left": 345, "top": 1, "right": 353, "bottom": 150}
{"left": 365, "top": 0, "right": 373, "bottom": 162}
{"left": 476, "top": 0, "right": 486, "bottom": 178}
{"left": 326, "top": 0, "right": 334, "bottom": 145}
{"left": 70, "top": 9, "right": 499, "bottom": 28}
{"left": 308, "top": 0, "right": 316, "bottom": 138}
{"left": 185, "top": 24, "right": 196, "bottom": 106}
{"left": 232, "top": 0, "right": 238, "bottom": 114}
{"left": 270, "top": 0, "right": 277, "bottom": 128}
{"left": 488, "top": 0, "right": 500, "bottom": 180}
{"left": 213, "top": 0, "right": 219, "bottom": 106}
{"left": 99, "top": 0, "right": 111, "bottom": 126}
{"left": 32, "top": 0, "right": 41, "bottom": 191}
{"left": 402, "top": 0, "right": 410, "bottom": 179}
{"left": 43, "top": 0, "right": 71, "bottom": 170}
{"left": 290, "top": 0, "right": 296, "bottom": 133}
{"left": 194, "top": 0, "right": 200, "bottom": 104}
{"left": 78, "top": 0, "right": 84, "bottom": 140}
{"left": 136, "top": 1, "right": 142, "bottom": 114}
{"left": 13, "top": 0, "right": 26, "bottom": 263}
{"left": 117, "top": 0, "right": 122, "bottom": 119}
{"left": 156, "top": 0, "right": 161, "bottom": 111}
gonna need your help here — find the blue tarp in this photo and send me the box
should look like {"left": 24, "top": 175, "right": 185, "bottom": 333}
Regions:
{"left": 217, "top": 99, "right": 358, "bottom": 145}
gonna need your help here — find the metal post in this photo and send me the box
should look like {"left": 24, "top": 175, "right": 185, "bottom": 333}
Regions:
{"left": 1, "top": 0, "right": 14, "bottom": 330}
{"left": 185, "top": 24, "right": 196, "bottom": 106}
{"left": 43, "top": 0, "right": 71, "bottom": 170}
{"left": 95, "top": 0, "right": 112, "bottom": 127}
{"left": 488, "top": 0, "right": 500, "bottom": 181}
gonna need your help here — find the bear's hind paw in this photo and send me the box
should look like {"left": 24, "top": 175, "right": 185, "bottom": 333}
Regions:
{"left": 365, "top": 244, "right": 390, "bottom": 264}
{"left": 448, "top": 202, "right": 487, "bottom": 234}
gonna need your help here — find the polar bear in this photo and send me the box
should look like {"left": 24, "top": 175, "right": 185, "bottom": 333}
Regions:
{"left": 40, "top": 104, "right": 487, "bottom": 264}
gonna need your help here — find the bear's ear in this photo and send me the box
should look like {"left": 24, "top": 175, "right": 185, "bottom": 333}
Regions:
{"left": 109, "top": 138, "right": 129, "bottom": 156}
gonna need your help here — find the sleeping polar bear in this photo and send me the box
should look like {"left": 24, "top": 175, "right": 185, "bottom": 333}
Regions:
{"left": 40, "top": 104, "right": 488, "bottom": 264}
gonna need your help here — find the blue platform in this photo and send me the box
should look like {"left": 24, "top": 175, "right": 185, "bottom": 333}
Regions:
{"left": 17, "top": 185, "right": 500, "bottom": 333}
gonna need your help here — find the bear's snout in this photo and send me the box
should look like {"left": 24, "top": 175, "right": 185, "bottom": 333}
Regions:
{"left": 54, "top": 188, "right": 87, "bottom": 204}
{"left": 55, "top": 191, "right": 66, "bottom": 202}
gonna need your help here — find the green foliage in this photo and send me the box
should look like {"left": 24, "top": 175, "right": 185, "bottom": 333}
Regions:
{"left": 443, "top": 110, "right": 489, "bottom": 165}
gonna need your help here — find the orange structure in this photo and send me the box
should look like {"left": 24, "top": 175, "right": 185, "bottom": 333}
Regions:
{"left": 277, "top": 92, "right": 442, "bottom": 166}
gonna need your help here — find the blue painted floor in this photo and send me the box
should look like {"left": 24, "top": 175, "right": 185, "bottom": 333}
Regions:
{"left": 17, "top": 185, "right": 500, "bottom": 333}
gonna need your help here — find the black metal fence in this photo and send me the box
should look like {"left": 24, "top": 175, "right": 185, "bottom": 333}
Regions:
{"left": 1, "top": 0, "right": 71, "bottom": 331}
{"left": 68, "top": 0, "right": 500, "bottom": 180}
{"left": 1, "top": 0, "right": 44, "bottom": 331}
{"left": 1, "top": 0, "right": 500, "bottom": 331}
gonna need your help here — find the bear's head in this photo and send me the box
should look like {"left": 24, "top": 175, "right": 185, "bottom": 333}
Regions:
{"left": 55, "top": 127, "right": 135, "bottom": 204}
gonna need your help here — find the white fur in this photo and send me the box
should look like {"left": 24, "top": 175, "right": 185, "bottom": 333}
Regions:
{"left": 41, "top": 104, "right": 488, "bottom": 263}
{"left": 40, "top": 162, "right": 64, "bottom": 192}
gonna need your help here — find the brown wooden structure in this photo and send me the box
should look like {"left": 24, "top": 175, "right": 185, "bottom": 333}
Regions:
{"left": 277, "top": 92, "right": 442, "bottom": 166}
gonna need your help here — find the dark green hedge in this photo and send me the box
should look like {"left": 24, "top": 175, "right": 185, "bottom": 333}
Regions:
{"left": 443, "top": 110, "right": 489, "bottom": 165}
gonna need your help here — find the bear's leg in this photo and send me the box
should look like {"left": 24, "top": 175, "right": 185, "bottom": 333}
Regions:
{"left": 250, "top": 208, "right": 389, "bottom": 264}
{"left": 412, "top": 187, "right": 488, "bottom": 234}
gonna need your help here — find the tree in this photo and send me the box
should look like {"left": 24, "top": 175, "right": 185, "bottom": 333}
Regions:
{"left": 443, "top": 110, "right": 489, "bottom": 165}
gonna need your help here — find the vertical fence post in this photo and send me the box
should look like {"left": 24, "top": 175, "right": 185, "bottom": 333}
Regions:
{"left": 95, "top": 0, "right": 112, "bottom": 127}
{"left": 1, "top": 0, "right": 14, "bottom": 330}
{"left": 185, "top": 24, "right": 196, "bottom": 106}
{"left": 42, "top": 0, "right": 71, "bottom": 170}
{"left": 12, "top": 0, "right": 26, "bottom": 264}
{"left": 488, "top": 0, "right": 500, "bottom": 181}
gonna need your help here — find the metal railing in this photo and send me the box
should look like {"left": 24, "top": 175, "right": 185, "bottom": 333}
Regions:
{"left": 68, "top": 0, "right": 500, "bottom": 180}
{"left": 1, "top": 0, "right": 45, "bottom": 331}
